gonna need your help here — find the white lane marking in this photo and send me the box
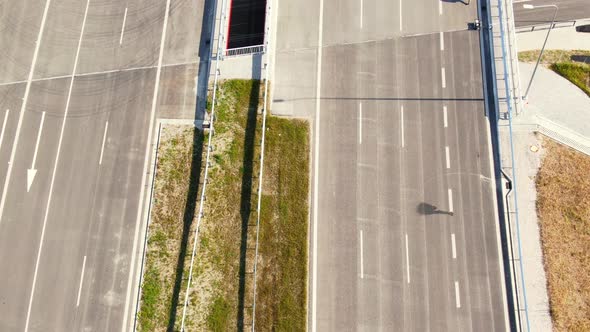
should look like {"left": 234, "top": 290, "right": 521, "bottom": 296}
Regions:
{"left": 443, "top": 105, "right": 448, "bottom": 128}
{"left": 439, "top": 0, "right": 443, "bottom": 15}
{"left": 27, "top": 111, "right": 46, "bottom": 192}
{"left": 448, "top": 188, "right": 454, "bottom": 213}
{"left": 76, "top": 256, "right": 87, "bottom": 307}
{"left": 441, "top": 67, "right": 446, "bottom": 88}
{"left": 0, "top": 110, "right": 9, "bottom": 151}
{"left": 360, "top": 230, "right": 364, "bottom": 279}
{"left": 400, "top": 105, "right": 405, "bottom": 148}
{"left": 311, "top": 0, "right": 324, "bottom": 329}
{"left": 358, "top": 102, "right": 362, "bottom": 144}
{"left": 122, "top": 0, "right": 172, "bottom": 330}
{"left": 451, "top": 233, "right": 457, "bottom": 259}
{"left": 440, "top": 31, "right": 444, "bottom": 51}
{"left": 445, "top": 146, "right": 450, "bottom": 169}
{"left": 405, "top": 233, "right": 410, "bottom": 283}
{"left": 399, "top": 0, "right": 403, "bottom": 31}
{"left": 360, "top": 0, "right": 363, "bottom": 28}
{"left": 119, "top": 7, "right": 128, "bottom": 45}
{"left": 0, "top": 0, "right": 52, "bottom": 225}
{"left": 455, "top": 281, "right": 461, "bottom": 308}
{"left": 99, "top": 121, "right": 108, "bottom": 165}
{"left": 24, "top": 1, "right": 91, "bottom": 331}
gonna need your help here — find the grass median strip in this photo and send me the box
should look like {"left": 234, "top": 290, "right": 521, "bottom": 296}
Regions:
{"left": 536, "top": 139, "right": 590, "bottom": 331}
{"left": 138, "top": 79, "right": 310, "bottom": 331}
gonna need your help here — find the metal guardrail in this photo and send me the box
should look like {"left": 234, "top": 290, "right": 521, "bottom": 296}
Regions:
{"left": 179, "top": 0, "right": 228, "bottom": 329}
{"left": 226, "top": 44, "right": 265, "bottom": 57}
{"left": 535, "top": 116, "right": 590, "bottom": 156}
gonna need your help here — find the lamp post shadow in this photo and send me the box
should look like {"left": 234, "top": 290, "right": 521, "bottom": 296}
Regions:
{"left": 417, "top": 202, "right": 454, "bottom": 216}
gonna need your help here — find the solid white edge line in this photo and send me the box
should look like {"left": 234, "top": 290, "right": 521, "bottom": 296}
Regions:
{"left": 0, "top": 110, "right": 9, "bottom": 151}
{"left": 23, "top": 1, "right": 91, "bottom": 331}
{"left": 443, "top": 105, "right": 448, "bottom": 128}
{"left": 360, "top": 230, "right": 364, "bottom": 279}
{"left": 0, "top": 0, "right": 52, "bottom": 225}
{"left": 400, "top": 105, "right": 405, "bottom": 148}
{"left": 455, "top": 281, "right": 461, "bottom": 308}
{"left": 441, "top": 67, "right": 446, "bottom": 88}
{"left": 121, "top": 0, "right": 172, "bottom": 331}
{"left": 448, "top": 188, "right": 454, "bottom": 213}
{"left": 99, "top": 121, "right": 108, "bottom": 165}
{"left": 451, "top": 233, "right": 457, "bottom": 259}
{"left": 358, "top": 102, "right": 362, "bottom": 144}
{"left": 312, "top": 0, "right": 324, "bottom": 328}
{"left": 440, "top": 31, "right": 444, "bottom": 51}
{"left": 405, "top": 233, "right": 410, "bottom": 283}
{"left": 119, "top": 7, "right": 128, "bottom": 45}
{"left": 30, "top": 111, "right": 46, "bottom": 170}
{"left": 76, "top": 255, "right": 87, "bottom": 307}
{"left": 445, "top": 146, "right": 450, "bottom": 169}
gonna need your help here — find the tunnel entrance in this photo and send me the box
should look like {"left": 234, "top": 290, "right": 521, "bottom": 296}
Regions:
{"left": 226, "top": 0, "right": 266, "bottom": 54}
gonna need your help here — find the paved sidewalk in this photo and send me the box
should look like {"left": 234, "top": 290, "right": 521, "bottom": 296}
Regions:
{"left": 516, "top": 22, "right": 590, "bottom": 51}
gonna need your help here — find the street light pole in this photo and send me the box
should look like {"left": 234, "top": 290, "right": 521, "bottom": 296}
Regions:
{"left": 522, "top": 4, "right": 559, "bottom": 100}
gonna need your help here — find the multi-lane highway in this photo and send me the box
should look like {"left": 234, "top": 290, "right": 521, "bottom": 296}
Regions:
{"left": 513, "top": 0, "right": 590, "bottom": 27}
{"left": 0, "top": 0, "right": 206, "bottom": 331}
{"left": 273, "top": 0, "right": 510, "bottom": 330}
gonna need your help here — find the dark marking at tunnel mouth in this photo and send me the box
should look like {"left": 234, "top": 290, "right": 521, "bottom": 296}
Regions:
{"left": 227, "top": 0, "right": 266, "bottom": 49}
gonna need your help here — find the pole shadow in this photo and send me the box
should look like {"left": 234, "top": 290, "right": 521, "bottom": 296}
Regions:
{"left": 417, "top": 202, "right": 454, "bottom": 216}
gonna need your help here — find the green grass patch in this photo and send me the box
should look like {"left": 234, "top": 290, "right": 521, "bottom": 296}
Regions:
{"left": 550, "top": 62, "right": 590, "bottom": 97}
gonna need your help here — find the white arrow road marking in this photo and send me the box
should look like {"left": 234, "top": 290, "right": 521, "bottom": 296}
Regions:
{"left": 27, "top": 111, "right": 45, "bottom": 192}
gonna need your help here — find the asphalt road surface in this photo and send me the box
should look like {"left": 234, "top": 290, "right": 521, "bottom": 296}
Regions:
{"left": 273, "top": 0, "right": 510, "bottom": 330}
{"left": 0, "top": 0, "right": 206, "bottom": 331}
{"left": 513, "top": 0, "right": 590, "bottom": 27}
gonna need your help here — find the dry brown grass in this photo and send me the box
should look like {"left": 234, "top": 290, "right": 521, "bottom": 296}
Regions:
{"left": 536, "top": 138, "right": 590, "bottom": 332}
{"left": 519, "top": 50, "right": 590, "bottom": 66}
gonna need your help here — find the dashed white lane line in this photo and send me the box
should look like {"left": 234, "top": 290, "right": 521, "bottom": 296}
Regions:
{"left": 121, "top": 0, "right": 172, "bottom": 330}
{"left": 99, "top": 121, "right": 108, "bottom": 165}
{"left": 360, "top": 230, "right": 364, "bottom": 279}
{"left": 440, "top": 31, "right": 444, "bottom": 51}
{"left": 360, "top": 0, "right": 363, "bottom": 28}
{"left": 24, "top": 1, "right": 91, "bottom": 331}
{"left": 439, "top": 0, "right": 443, "bottom": 15}
{"left": 358, "top": 102, "right": 362, "bottom": 144}
{"left": 0, "top": 109, "right": 9, "bottom": 151}
{"left": 76, "top": 255, "right": 87, "bottom": 307}
{"left": 443, "top": 105, "right": 448, "bottom": 128}
{"left": 399, "top": 0, "right": 403, "bottom": 31}
{"left": 455, "top": 281, "right": 461, "bottom": 308}
{"left": 0, "top": 0, "right": 52, "bottom": 225}
{"left": 448, "top": 188, "right": 454, "bottom": 213}
{"left": 119, "top": 7, "right": 128, "bottom": 45}
{"left": 445, "top": 146, "right": 450, "bottom": 169}
{"left": 400, "top": 105, "right": 405, "bottom": 148}
{"left": 441, "top": 67, "right": 446, "bottom": 88}
{"left": 405, "top": 233, "right": 410, "bottom": 283}
{"left": 451, "top": 233, "right": 457, "bottom": 259}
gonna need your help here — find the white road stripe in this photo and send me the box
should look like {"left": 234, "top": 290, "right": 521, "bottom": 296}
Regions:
{"left": 360, "top": 230, "right": 364, "bottom": 279}
{"left": 24, "top": 1, "right": 91, "bottom": 331}
{"left": 122, "top": 0, "right": 172, "bottom": 331}
{"left": 445, "top": 146, "right": 450, "bottom": 169}
{"left": 440, "top": 31, "right": 444, "bottom": 51}
{"left": 76, "top": 256, "right": 87, "bottom": 307}
{"left": 311, "top": 0, "right": 325, "bottom": 329}
{"left": 399, "top": 0, "right": 403, "bottom": 31}
{"left": 405, "top": 233, "right": 410, "bottom": 283}
{"left": 0, "top": 0, "right": 52, "bottom": 225}
{"left": 448, "top": 188, "right": 454, "bottom": 213}
{"left": 0, "top": 110, "right": 9, "bottom": 151}
{"left": 400, "top": 105, "right": 405, "bottom": 148}
{"left": 439, "top": 0, "right": 443, "bottom": 15}
{"left": 451, "top": 233, "right": 457, "bottom": 259}
{"left": 455, "top": 281, "right": 461, "bottom": 308}
{"left": 358, "top": 102, "right": 362, "bottom": 144}
{"left": 441, "top": 67, "right": 446, "bottom": 88}
{"left": 99, "top": 121, "right": 108, "bottom": 165}
{"left": 119, "top": 7, "right": 128, "bottom": 45}
{"left": 360, "top": 0, "right": 363, "bottom": 28}
{"left": 443, "top": 105, "right": 448, "bottom": 128}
